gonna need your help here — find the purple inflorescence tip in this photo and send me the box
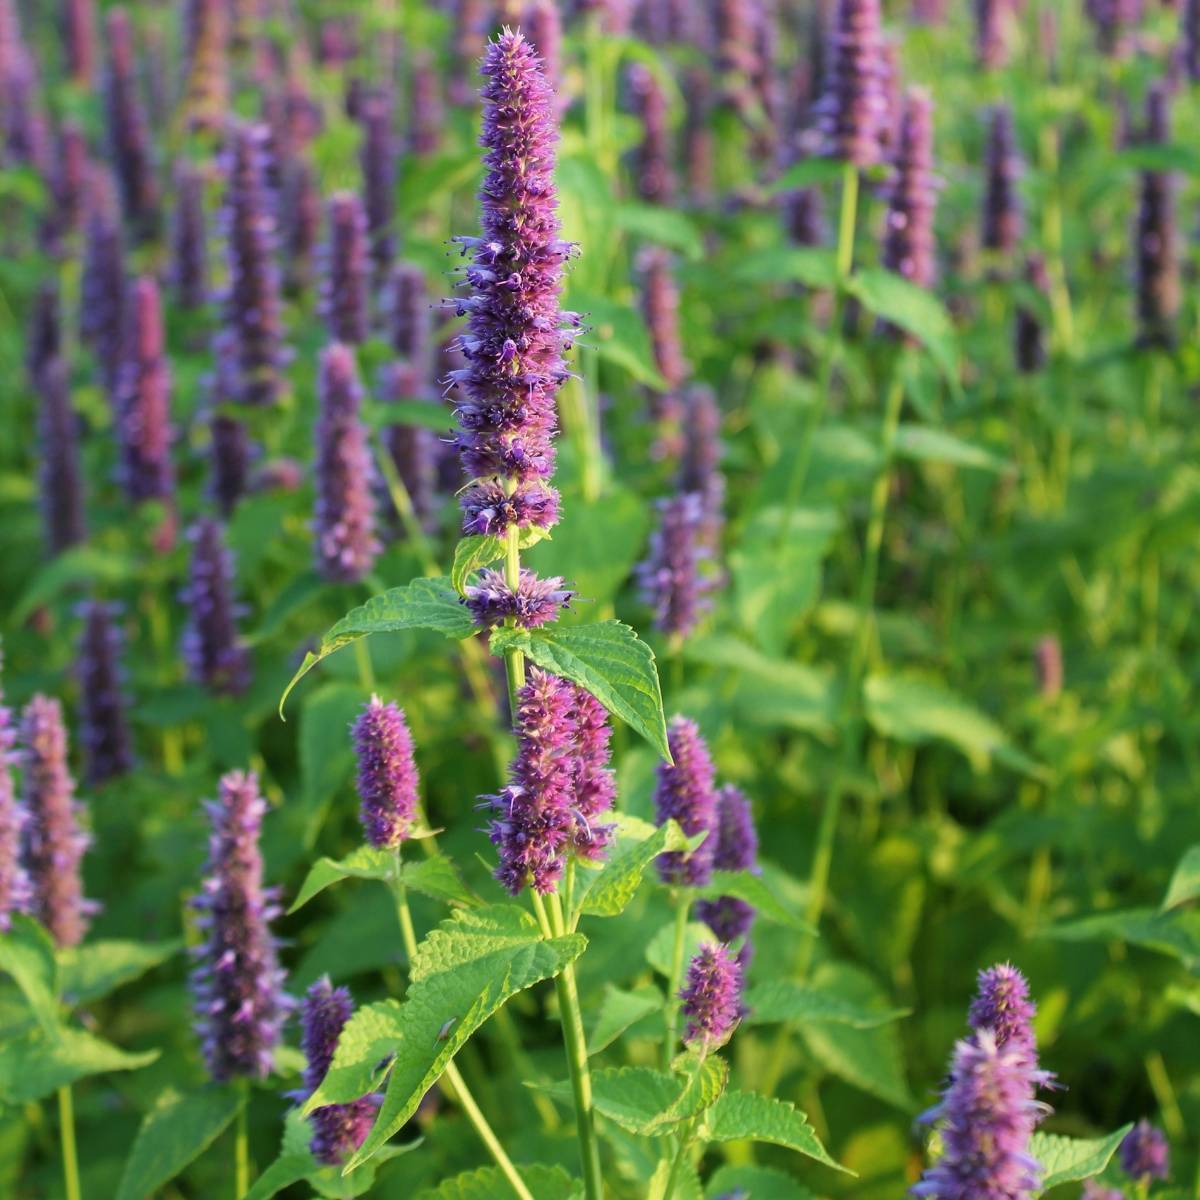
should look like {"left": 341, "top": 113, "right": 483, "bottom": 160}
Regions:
{"left": 695, "top": 785, "right": 758, "bottom": 954}
{"left": 815, "top": 0, "right": 888, "bottom": 168}
{"left": 352, "top": 697, "right": 419, "bottom": 850}
{"left": 191, "top": 770, "right": 288, "bottom": 1082}
{"left": 314, "top": 343, "right": 379, "bottom": 583}
{"left": 300, "top": 977, "right": 381, "bottom": 1164}
{"left": 102, "top": 7, "right": 159, "bottom": 240}
{"left": 80, "top": 168, "right": 127, "bottom": 393}
{"left": 968, "top": 963, "right": 1039, "bottom": 1061}
{"left": 975, "top": 0, "right": 1010, "bottom": 69}
{"left": 679, "top": 942, "right": 743, "bottom": 1050}
{"left": 655, "top": 716, "right": 718, "bottom": 887}
{"left": 1015, "top": 254, "right": 1050, "bottom": 374}
{"left": 170, "top": 160, "right": 209, "bottom": 311}
{"left": 1135, "top": 84, "right": 1178, "bottom": 349}
{"left": 628, "top": 62, "right": 674, "bottom": 206}
{"left": 882, "top": 87, "right": 937, "bottom": 296}
{"left": 982, "top": 105, "right": 1022, "bottom": 261}
{"left": 221, "top": 122, "right": 285, "bottom": 406}
{"left": 449, "top": 30, "right": 575, "bottom": 541}
{"left": 76, "top": 601, "right": 134, "bottom": 786}
{"left": 639, "top": 247, "right": 688, "bottom": 455}
{"left": 1120, "top": 1121, "right": 1169, "bottom": 1182}
{"left": 359, "top": 88, "right": 396, "bottom": 281}
{"left": 36, "top": 356, "right": 87, "bottom": 554}
{"left": 115, "top": 276, "right": 175, "bottom": 509}
{"left": 20, "top": 694, "right": 94, "bottom": 948}
{"left": 0, "top": 652, "right": 31, "bottom": 932}
{"left": 463, "top": 568, "right": 573, "bottom": 630}
{"left": 320, "top": 191, "right": 370, "bottom": 345}
{"left": 680, "top": 385, "right": 725, "bottom": 550}
{"left": 182, "top": 516, "right": 251, "bottom": 695}
{"left": 638, "top": 493, "right": 713, "bottom": 639}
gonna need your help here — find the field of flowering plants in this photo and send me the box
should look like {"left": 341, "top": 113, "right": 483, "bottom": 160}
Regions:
{"left": 1, "top": 0, "right": 1199, "bottom": 1197}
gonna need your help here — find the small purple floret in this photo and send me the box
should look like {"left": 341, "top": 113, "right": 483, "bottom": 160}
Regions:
{"left": 679, "top": 942, "right": 743, "bottom": 1050}
{"left": 463, "top": 568, "right": 573, "bottom": 630}
{"left": 1120, "top": 1120, "right": 1169, "bottom": 1182}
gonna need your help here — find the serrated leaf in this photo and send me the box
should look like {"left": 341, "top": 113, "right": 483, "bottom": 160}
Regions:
{"left": 280, "top": 577, "right": 474, "bottom": 715}
{"left": 847, "top": 268, "right": 958, "bottom": 383}
{"left": 1162, "top": 845, "right": 1200, "bottom": 911}
{"left": 342, "top": 905, "right": 586, "bottom": 1170}
{"left": 587, "top": 984, "right": 663, "bottom": 1055}
{"left": 699, "top": 1090, "right": 847, "bottom": 1172}
{"left": 401, "top": 854, "right": 478, "bottom": 908}
{"left": 695, "top": 870, "right": 815, "bottom": 934}
{"left": 1030, "top": 1125, "right": 1133, "bottom": 1192}
{"left": 893, "top": 425, "right": 1008, "bottom": 472}
{"left": 59, "top": 939, "right": 181, "bottom": 1005}
{"left": 115, "top": 1085, "right": 245, "bottom": 1200}
{"left": 574, "top": 816, "right": 695, "bottom": 918}
{"left": 413, "top": 1163, "right": 579, "bottom": 1200}
{"left": 490, "top": 621, "right": 670, "bottom": 761}
{"left": 0, "top": 1027, "right": 159, "bottom": 1103}
{"left": 743, "top": 980, "right": 910, "bottom": 1029}
{"left": 705, "top": 1165, "right": 817, "bottom": 1200}
{"left": 450, "top": 529, "right": 550, "bottom": 595}
{"left": 0, "top": 916, "right": 59, "bottom": 1033}
{"left": 652, "top": 1053, "right": 728, "bottom": 1133}
{"left": 289, "top": 847, "right": 396, "bottom": 914}
{"left": 535, "top": 1064, "right": 708, "bottom": 1136}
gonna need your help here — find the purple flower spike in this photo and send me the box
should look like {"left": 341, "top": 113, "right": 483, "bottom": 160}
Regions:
{"left": 1034, "top": 633, "right": 1063, "bottom": 699}
{"left": 64, "top": 0, "right": 97, "bottom": 85}
{"left": 1135, "top": 84, "right": 1178, "bottom": 349}
{"left": 982, "top": 105, "right": 1022, "bottom": 261}
{"left": 359, "top": 89, "right": 396, "bottom": 281}
{"left": 191, "top": 770, "right": 288, "bottom": 1082}
{"left": 80, "top": 169, "right": 126, "bottom": 393}
{"left": 0, "top": 653, "right": 31, "bottom": 932}
{"left": 640, "top": 246, "right": 688, "bottom": 401}
{"left": 629, "top": 62, "right": 674, "bottom": 207}
{"left": 180, "top": 0, "right": 229, "bottom": 133}
{"left": 20, "top": 695, "right": 93, "bottom": 948}
{"left": 1087, "top": 0, "right": 1142, "bottom": 59}
{"left": 882, "top": 87, "right": 937, "bottom": 296}
{"left": 460, "top": 479, "right": 559, "bottom": 538}
{"left": 280, "top": 157, "right": 320, "bottom": 297}
{"left": 115, "top": 276, "right": 175, "bottom": 509}
{"left": 320, "top": 192, "right": 370, "bottom": 345}
{"left": 35, "top": 357, "right": 87, "bottom": 554}
{"left": 968, "top": 963, "right": 1038, "bottom": 1062}
{"left": 569, "top": 685, "right": 615, "bottom": 862}
{"left": 409, "top": 53, "right": 445, "bottom": 157}
{"left": 975, "top": 0, "right": 1010, "bottom": 69}
{"left": 314, "top": 343, "right": 379, "bottom": 583}
{"left": 52, "top": 121, "right": 89, "bottom": 241}
{"left": 170, "top": 160, "right": 209, "bottom": 311}
{"left": 682, "top": 66, "right": 715, "bottom": 207}
{"left": 679, "top": 385, "right": 725, "bottom": 550}
{"left": 695, "top": 786, "right": 758, "bottom": 954}
{"left": 207, "top": 331, "right": 253, "bottom": 518}
{"left": 1015, "top": 254, "right": 1050, "bottom": 374}
{"left": 679, "top": 943, "right": 743, "bottom": 1050}
{"left": 463, "top": 568, "right": 573, "bottom": 630}
{"left": 815, "top": 0, "right": 888, "bottom": 168}
{"left": 221, "top": 123, "right": 285, "bottom": 406}
{"left": 77, "top": 601, "right": 134, "bottom": 787}
{"left": 1183, "top": 0, "right": 1200, "bottom": 82}
{"left": 384, "top": 263, "right": 431, "bottom": 368}
{"left": 1120, "top": 1121, "right": 1169, "bottom": 1182}
{"left": 448, "top": 29, "right": 574, "bottom": 540}
{"left": 352, "top": 697, "right": 419, "bottom": 850}
{"left": 182, "top": 517, "right": 251, "bottom": 695}
{"left": 27, "top": 280, "right": 61, "bottom": 389}
{"left": 300, "top": 977, "right": 381, "bottom": 1164}
{"left": 638, "top": 493, "right": 713, "bottom": 639}
{"left": 912, "top": 1030, "right": 1052, "bottom": 1200}
{"left": 102, "top": 8, "right": 159, "bottom": 240}
{"left": 654, "top": 716, "right": 718, "bottom": 887}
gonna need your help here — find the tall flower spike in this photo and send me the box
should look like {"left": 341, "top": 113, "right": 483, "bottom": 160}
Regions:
{"left": 968, "top": 963, "right": 1038, "bottom": 1062}
{"left": 280, "top": 156, "right": 320, "bottom": 297}
{"left": 63, "top": 0, "right": 97, "bottom": 85}
{"left": 26, "top": 281, "right": 61, "bottom": 388}
{"left": 3, "top": 43, "right": 52, "bottom": 178}
{"left": 815, "top": 0, "right": 888, "bottom": 168}
{"left": 679, "top": 385, "right": 724, "bottom": 551}
{"left": 180, "top": 0, "right": 229, "bottom": 133}
{"left": 36, "top": 357, "right": 87, "bottom": 554}
{"left": 300, "top": 978, "right": 380, "bottom": 1164}
{"left": 882, "top": 87, "right": 937, "bottom": 296}
{"left": 569, "top": 684, "right": 615, "bottom": 861}
{"left": 695, "top": 786, "right": 758, "bottom": 953}
{"left": 76, "top": 601, "right": 134, "bottom": 786}
{"left": 383, "top": 262, "right": 431, "bottom": 369}
{"left": 320, "top": 192, "right": 370, "bottom": 345}
{"left": 52, "top": 121, "right": 89, "bottom": 242}
{"left": 1184, "top": 0, "right": 1200, "bottom": 82}
{"left": 80, "top": 169, "right": 126, "bottom": 393}
{"left": 679, "top": 943, "right": 743, "bottom": 1050}
{"left": 975, "top": 0, "right": 1009, "bottom": 69}
{"left": 314, "top": 343, "right": 379, "bottom": 583}
{"left": 639, "top": 247, "right": 687, "bottom": 457}
{"left": 449, "top": 29, "right": 575, "bottom": 540}
{"left": 1014, "top": 254, "right": 1050, "bottom": 374}
{"left": 982, "top": 104, "right": 1022, "bottom": 262}
{"left": 0, "top": 650, "right": 31, "bottom": 931}
{"left": 638, "top": 493, "right": 713, "bottom": 639}
{"left": 682, "top": 66, "right": 715, "bottom": 208}
{"left": 1120, "top": 1121, "right": 1169, "bottom": 1182}
{"left": 629, "top": 62, "right": 674, "bottom": 206}
{"left": 358, "top": 89, "right": 396, "bottom": 282}
{"left": 352, "top": 696, "right": 419, "bottom": 850}
{"left": 190, "top": 770, "right": 288, "bottom": 1082}
{"left": 170, "top": 160, "right": 209, "bottom": 311}
{"left": 20, "top": 695, "right": 94, "bottom": 947}
{"left": 182, "top": 516, "right": 251, "bottom": 695}
{"left": 102, "top": 8, "right": 159, "bottom": 240}
{"left": 1087, "top": 0, "right": 1142, "bottom": 58}
{"left": 221, "top": 123, "right": 286, "bottom": 406}
{"left": 1135, "top": 84, "right": 1178, "bottom": 349}
{"left": 654, "top": 716, "right": 718, "bottom": 886}
{"left": 208, "top": 332, "right": 253, "bottom": 518}
{"left": 409, "top": 53, "right": 445, "bottom": 157}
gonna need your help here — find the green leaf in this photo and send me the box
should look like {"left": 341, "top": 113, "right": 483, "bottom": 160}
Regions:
{"left": 115, "top": 1085, "right": 245, "bottom": 1200}
{"left": 698, "top": 1090, "right": 847, "bottom": 1172}
{"left": 568, "top": 291, "right": 667, "bottom": 389}
{"left": 1116, "top": 142, "right": 1200, "bottom": 174}
{"left": 614, "top": 203, "right": 703, "bottom": 260}
{"left": 705, "top": 1165, "right": 817, "bottom": 1200}
{"left": 847, "top": 268, "right": 959, "bottom": 382}
{"left": 289, "top": 846, "right": 396, "bottom": 914}
{"left": 0, "top": 916, "right": 59, "bottom": 1033}
{"left": 341, "top": 905, "right": 587, "bottom": 1170}
{"left": 0, "top": 1027, "right": 159, "bottom": 1103}
{"left": 363, "top": 399, "right": 455, "bottom": 433}
{"left": 587, "top": 984, "right": 663, "bottom": 1055}
{"left": 280, "top": 577, "right": 474, "bottom": 715}
{"left": 401, "top": 854, "right": 478, "bottom": 908}
{"left": 536, "top": 1063, "right": 712, "bottom": 1136}
{"left": 695, "top": 871, "right": 815, "bottom": 934}
{"left": 743, "top": 980, "right": 910, "bottom": 1029}
{"left": 299, "top": 999, "right": 405, "bottom": 1110}
{"left": 1162, "top": 845, "right": 1200, "bottom": 911}
{"left": 574, "top": 816, "right": 698, "bottom": 918}
{"left": 893, "top": 425, "right": 1008, "bottom": 472}
{"left": 12, "top": 545, "right": 136, "bottom": 625}
{"left": 490, "top": 621, "right": 670, "bottom": 761}
{"left": 1042, "top": 907, "right": 1200, "bottom": 966}
{"left": 450, "top": 529, "right": 551, "bottom": 596}
{"left": 412, "top": 1164, "right": 579, "bottom": 1200}
{"left": 766, "top": 158, "right": 847, "bottom": 193}
{"left": 59, "top": 939, "right": 181, "bottom": 1005}
{"left": 732, "top": 246, "right": 839, "bottom": 290}
{"left": 1030, "top": 1125, "right": 1133, "bottom": 1192}
{"left": 646, "top": 921, "right": 717, "bottom": 979}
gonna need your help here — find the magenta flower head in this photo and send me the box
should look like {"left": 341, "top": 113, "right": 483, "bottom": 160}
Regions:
{"left": 52, "top": 121, "right": 89, "bottom": 242}
{"left": 628, "top": 62, "right": 674, "bottom": 206}
{"left": 695, "top": 785, "right": 758, "bottom": 953}
{"left": 882, "top": 87, "right": 938, "bottom": 297}
{"left": 280, "top": 157, "right": 320, "bottom": 297}
{"left": 982, "top": 104, "right": 1022, "bottom": 261}
{"left": 975, "top": 0, "right": 1010, "bottom": 69}
{"left": 0, "top": 653, "right": 31, "bottom": 932}
{"left": 102, "top": 7, "right": 159, "bottom": 240}
{"left": 321, "top": 191, "right": 370, "bottom": 345}
{"left": 815, "top": 0, "right": 888, "bottom": 168}
{"left": 80, "top": 168, "right": 126, "bottom": 393}
{"left": 36, "top": 356, "right": 87, "bottom": 554}
{"left": 1120, "top": 1121, "right": 1169, "bottom": 1182}
{"left": 639, "top": 247, "right": 687, "bottom": 454}
{"left": 463, "top": 568, "right": 573, "bottom": 630}
{"left": 968, "top": 963, "right": 1038, "bottom": 1061}
{"left": 1135, "top": 84, "right": 1178, "bottom": 349}
{"left": 570, "top": 685, "right": 615, "bottom": 862}
{"left": 20, "top": 694, "right": 94, "bottom": 948}
{"left": 680, "top": 943, "right": 743, "bottom": 1050}
{"left": 63, "top": 0, "right": 97, "bottom": 85}
{"left": 76, "top": 601, "right": 134, "bottom": 787}
{"left": 191, "top": 770, "right": 288, "bottom": 1082}
{"left": 182, "top": 516, "right": 251, "bottom": 695}
{"left": 679, "top": 385, "right": 725, "bottom": 551}
{"left": 912, "top": 1030, "right": 1052, "bottom": 1200}
{"left": 170, "top": 160, "right": 209, "bottom": 311}
{"left": 449, "top": 29, "right": 577, "bottom": 541}
{"left": 221, "top": 122, "right": 285, "bottom": 406}
{"left": 314, "top": 343, "right": 379, "bottom": 583}
{"left": 638, "top": 493, "right": 713, "bottom": 639}
{"left": 300, "top": 977, "right": 380, "bottom": 1164}
{"left": 655, "top": 716, "right": 717, "bottom": 887}
{"left": 352, "top": 696, "right": 419, "bottom": 850}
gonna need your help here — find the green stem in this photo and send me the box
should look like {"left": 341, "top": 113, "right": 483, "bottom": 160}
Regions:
{"left": 353, "top": 637, "right": 376, "bottom": 694}
{"left": 234, "top": 1091, "right": 249, "bottom": 1199}
{"left": 662, "top": 895, "right": 691, "bottom": 1069}
{"left": 58, "top": 1086, "right": 81, "bottom": 1200}
{"left": 661, "top": 1118, "right": 697, "bottom": 1200}
{"left": 390, "top": 855, "right": 535, "bottom": 1200}
{"left": 547, "top": 892, "right": 604, "bottom": 1200}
